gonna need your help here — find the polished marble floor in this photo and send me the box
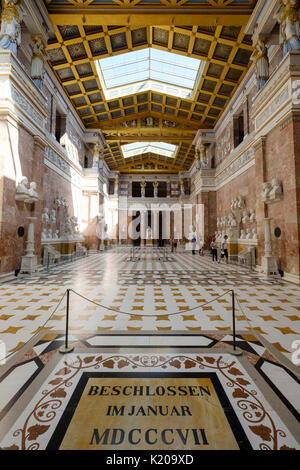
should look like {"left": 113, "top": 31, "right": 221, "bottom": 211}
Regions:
{"left": 0, "top": 248, "right": 299, "bottom": 363}
{"left": 0, "top": 248, "right": 299, "bottom": 451}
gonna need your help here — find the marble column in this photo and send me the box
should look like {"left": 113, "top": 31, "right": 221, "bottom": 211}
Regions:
{"left": 152, "top": 210, "right": 159, "bottom": 245}
{"left": 140, "top": 210, "right": 147, "bottom": 245}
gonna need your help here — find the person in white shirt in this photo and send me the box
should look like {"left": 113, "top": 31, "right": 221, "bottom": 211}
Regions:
{"left": 218, "top": 235, "right": 229, "bottom": 264}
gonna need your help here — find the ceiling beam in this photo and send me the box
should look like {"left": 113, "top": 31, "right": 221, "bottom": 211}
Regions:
{"left": 47, "top": 9, "right": 253, "bottom": 27}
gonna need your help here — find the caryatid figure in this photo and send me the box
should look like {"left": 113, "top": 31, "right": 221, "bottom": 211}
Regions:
{"left": 274, "top": 0, "right": 300, "bottom": 55}
{"left": 250, "top": 39, "right": 269, "bottom": 90}
{"left": 0, "top": 0, "right": 23, "bottom": 55}
{"left": 31, "top": 35, "right": 47, "bottom": 89}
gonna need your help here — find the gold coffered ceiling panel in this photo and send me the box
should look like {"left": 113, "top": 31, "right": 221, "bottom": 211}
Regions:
{"left": 44, "top": 1, "right": 256, "bottom": 173}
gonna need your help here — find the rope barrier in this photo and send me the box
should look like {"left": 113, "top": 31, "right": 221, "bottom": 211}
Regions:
{"left": 69, "top": 287, "right": 232, "bottom": 318}
{"left": 1, "top": 290, "right": 67, "bottom": 362}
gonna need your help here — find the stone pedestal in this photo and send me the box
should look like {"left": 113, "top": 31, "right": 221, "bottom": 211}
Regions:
{"left": 261, "top": 218, "right": 280, "bottom": 278}
{"left": 20, "top": 217, "right": 38, "bottom": 275}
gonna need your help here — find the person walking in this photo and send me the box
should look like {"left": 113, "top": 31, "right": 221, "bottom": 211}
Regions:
{"left": 218, "top": 235, "right": 229, "bottom": 264}
{"left": 170, "top": 236, "right": 174, "bottom": 253}
{"left": 210, "top": 237, "right": 218, "bottom": 262}
{"left": 198, "top": 238, "right": 204, "bottom": 256}
{"left": 192, "top": 235, "right": 196, "bottom": 254}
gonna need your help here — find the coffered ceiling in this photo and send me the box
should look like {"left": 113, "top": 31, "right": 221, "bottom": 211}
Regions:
{"left": 44, "top": 0, "right": 256, "bottom": 173}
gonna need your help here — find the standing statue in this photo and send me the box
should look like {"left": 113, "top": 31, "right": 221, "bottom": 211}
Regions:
{"left": 250, "top": 39, "right": 269, "bottom": 90}
{"left": 0, "top": 0, "right": 23, "bottom": 55}
{"left": 180, "top": 179, "right": 185, "bottom": 196}
{"left": 31, "top": 36, "right": 46, "bottom": 89}
{"left": 274, "top": 0, "right": 300, "bottom": 55}
{"left": 140, "top": 178, "right": 146, "bottom": 198}
{"left": 199, "top": 143, "right": 207, "bottom": 168}
{"left": 153, "top": 180, "right": 158, "bottom": 198}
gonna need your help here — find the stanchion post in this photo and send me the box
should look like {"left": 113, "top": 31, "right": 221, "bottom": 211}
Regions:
{"left": 230, "top": 289, "right": 242, "bottom": 356}
{"left": 59, "top": 289, "right": 74, "bottom": 354}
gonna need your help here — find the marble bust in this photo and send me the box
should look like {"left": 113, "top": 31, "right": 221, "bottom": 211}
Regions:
{"left": 242, "top": 211, "right": 250, "bottom": 224}
{"left": 240, "top": 229, "right": 246, "bottom": 239}
{"left": 15, "top": 176, "right": 30, "bottom": 201}
{"left": 269, "top": 178, "right": 283, "bottom": 201}
{"left": 261, "top": 182, "right": 272, "bottom": 202}
{"left": 25, "top": 182, "right": 39, "bottom": 203}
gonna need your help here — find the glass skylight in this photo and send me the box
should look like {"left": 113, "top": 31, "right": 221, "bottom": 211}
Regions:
{"left": 96, "top": 49, "right": 204, "bottom": 100}
{"left": 122, "top": 142, "right": 178, "bottom": 159}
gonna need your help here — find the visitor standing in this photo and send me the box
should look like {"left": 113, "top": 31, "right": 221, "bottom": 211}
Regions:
{"left": 210, "top": 237, "right": 218, "bottom": 262}
{"left": 173, "top": 236, "right": 177, "bottom": 253}
{"left": 218, "top": 235, "right": 229, "bottom": 264}
{"left": 198, "top": 238, "right": 204, "bottom": 256}
{"left": 192, "top": 235, "right": 196, "bottom": 255}
{"left": 170, "top": 236, "right": 174, "bottom": 253}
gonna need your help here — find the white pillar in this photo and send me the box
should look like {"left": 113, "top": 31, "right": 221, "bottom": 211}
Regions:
{"left": 140, "top": 210, "right": 147, "bottom": 244}
{"left": 152, "top": 210, "right": 159, "bottom": 242}
{"left": 20, "top": 217, "right": 38, "bottom": 275}
{"left": 261, "top": 218, "right": 280, "bottom": 278}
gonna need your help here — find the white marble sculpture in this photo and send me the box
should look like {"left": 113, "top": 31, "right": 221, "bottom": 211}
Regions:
{"left": 269, "top": 178, "right": 283, "bottom": 201}
{"left": 249, "top": 209, "right": 256, "bottom": 223}
{"left": 231, "top": 198, "right": 238, "bottom": 210}
{"left": 25, "top": 182, "right": 39, "bottom": 203}
{"left": 261, "top": 181, "right": 272, "bottom": 202}
{"left": 240, "top": 229, "right": 246, "bottom": 239}
{"left": 228, "top": 212, "right": 237, "bottom": 227}
{"left": 261, "top": 179, "right": 283, "bottom": 203}
{"left": 42, "top": 227, "right": 48, "bottom": 241}
{"left": 53, "top": 229, "right": 59, "bottom": 240}
{"left": 15, "top": 176, "right": 30, "bottom": 201}
{"left": 242, "top": 210, "right": 250, "bottom": 224}
{"left": 252, "top": 228, "right": 257, "bottom": 240}
{"left": 42, "top": 208, "right": 49, "bottom": 225}
{"left": 50, "top": 209, "right": 56, "bottom": 224}
{"left": 246, "top": 228, "right": 252, "bottom": 239}
{"left": 237, "top": 196, "right": 245, "bottom": 209}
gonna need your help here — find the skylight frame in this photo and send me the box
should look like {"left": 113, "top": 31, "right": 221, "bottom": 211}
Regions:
{"left": 121, "top": 141, "right": 178, "bottom": 159}
{"left": 96, "top": 48, "right": 205, "bottom": 100}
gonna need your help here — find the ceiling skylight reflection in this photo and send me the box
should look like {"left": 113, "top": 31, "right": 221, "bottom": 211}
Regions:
{"left": 96, "top": 48, "right": 204, "bottom": 100}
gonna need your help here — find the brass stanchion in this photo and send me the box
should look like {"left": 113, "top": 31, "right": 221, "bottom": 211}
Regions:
{"left": 59, "top": 289, "right": 74, "bottom": 354}
{"left": 230, "top": 289, "right": 243, "bottom": 356}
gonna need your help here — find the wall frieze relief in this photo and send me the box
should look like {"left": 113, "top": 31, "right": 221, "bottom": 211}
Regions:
{"left": 194, "top": 134, "right": 255, "bottom": 194}
{"left": 252, "top": 53, "right": 300, "bottom": 135}
{"left": 45, "top": 145, "right": 71, "bottom": 176}
{"left": 10, "top": 85, "right": 45, "bottom": 130}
